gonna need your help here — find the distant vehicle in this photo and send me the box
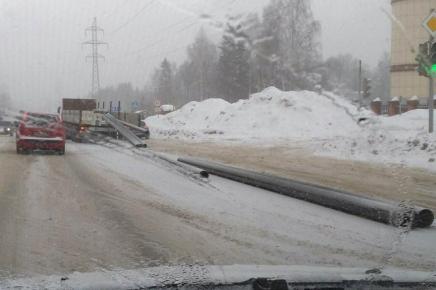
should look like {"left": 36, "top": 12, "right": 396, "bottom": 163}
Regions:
{"left": 16, "top": 112, "right": 65, "bottom": 155}
{"left": 160, "top": 104, "right": 175, "bottom": 114}
{"left": 0, "top": 120, "right": 14, "bottom": 136}
{"left": 62, "top": 98, "right": 149, "bottom": 142}
{"left": 61, "top": 98, "right": 112, "bottom": 141}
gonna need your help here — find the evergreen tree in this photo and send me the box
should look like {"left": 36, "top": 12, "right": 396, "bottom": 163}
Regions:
{"left": 158, "top": 58, "right": 174, "bottom": 104}
{"left": 217, "top": 23, "right": 250, "bottom": 102}
{"left": 186, "top": 28, "right": 218, "bottom": 101}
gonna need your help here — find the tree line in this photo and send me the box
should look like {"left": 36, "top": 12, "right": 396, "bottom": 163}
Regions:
{"left": 151, "top": 0, "right": 322, "bottom": 106}
{"left": 96, "top": 0, "right": 390, "bottom": 113}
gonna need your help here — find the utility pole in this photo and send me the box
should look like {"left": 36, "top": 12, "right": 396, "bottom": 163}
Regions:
{"left": 358, "top": 59, "right": 362, "bottom": 105}
{"left": 430, "top": 77, "right": 434, "bottom": 132}
{"left": 429, "top": 39, "right": 434, "bottom": 133}
{"left": 429, "top": 9, "right": 435, "bottom": 133}
{"left": 420, "top": 9, "right": 436, "bottom": 133}
{"left": 83, "top": 17, "right": 107, "bottom": 97}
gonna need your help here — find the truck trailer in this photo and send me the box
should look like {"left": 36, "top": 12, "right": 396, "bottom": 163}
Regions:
{"left": 61, "top": 98, "right": 114, "bottom": 141}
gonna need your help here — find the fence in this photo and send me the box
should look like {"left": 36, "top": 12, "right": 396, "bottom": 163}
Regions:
{"left": 379, "top": 103, "right": 409, "bottom": 115}
{"left": 371, "top": 99, "right": 432, "bottom": 116}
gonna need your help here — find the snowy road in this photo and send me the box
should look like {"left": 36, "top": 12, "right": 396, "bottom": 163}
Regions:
{"left": 0, "top": 136, "right": 435, "bottom": 280}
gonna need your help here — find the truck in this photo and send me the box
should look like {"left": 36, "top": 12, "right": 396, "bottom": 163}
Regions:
{"left": 61, "top": 98, "right": 114, "bottom": 141}
{"left": 61, "top": 98, "right": 150, "bottom": 142}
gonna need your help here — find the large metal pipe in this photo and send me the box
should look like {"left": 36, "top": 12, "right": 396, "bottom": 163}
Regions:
{"left": 178, "top": 157, "right": 434, "bottom": 228}
{"left": 150, "top": 152, "right": 209, "bottom": 178}
{"left": 102, "top": 113, "right": 147, "bottom": 147}
{"left": 118, "top": 119, "right": 149, "bottom": 133}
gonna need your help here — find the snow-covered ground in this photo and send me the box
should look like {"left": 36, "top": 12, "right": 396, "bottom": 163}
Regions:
{"left": 146, "top": 87, "right": 436, "bottom": 171}
{"left": 67, "top": 142, "right": 436, "bottom": 271}
{"left": 318, "top": 109, "right": 436, "bottom": 171}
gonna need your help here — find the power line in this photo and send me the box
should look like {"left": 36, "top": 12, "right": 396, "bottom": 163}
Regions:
{"left": 109, "top": 0, "right": 238, "bottom": 61}
{"left": 128, "top": 0, "right": 243, "bottom": 57}
{"left": 101, "top": 0, "right": 130, "bottom": 20}
{"left": 133, "top": 0, "right": 236, "bottom": 46}
{"left": 123, "top": 20, "right": 198, "bottom": 58}
{"left": 83, "top": 17, "right": 108, "bottom": 96}
{"left": 108, "top": 0, "right": 246, "bottom": 73}
{"left": 136, "top": 14, "right": 193, "bottom": 43}
{"left": 109, "top": 0, "right": 156, "bottom": 35}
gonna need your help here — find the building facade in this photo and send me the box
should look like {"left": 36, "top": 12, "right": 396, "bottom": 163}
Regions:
{"left": 391, "top": 0, "right": 436, "bottom": 99}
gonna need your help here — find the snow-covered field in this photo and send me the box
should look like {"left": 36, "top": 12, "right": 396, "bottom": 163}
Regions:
{"left": 146, "top": 87, "right": 436, "bottom": 171}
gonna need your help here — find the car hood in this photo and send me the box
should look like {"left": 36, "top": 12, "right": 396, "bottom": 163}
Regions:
{"left": 1, "top": 265, "right": 435, "bottom": 290}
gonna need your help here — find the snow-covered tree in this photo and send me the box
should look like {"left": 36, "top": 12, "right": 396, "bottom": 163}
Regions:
{"left": 323, "top": 54, "right": 360, "bottom": 93}
{"left": 217, "top": 22, "right": 250, "bottom": 102}
{"left": 157, "top": 58, "right": 175, "bottom": 105}
{"left": 255, "top": 0, "right": 321, "bottom": 90}
{"left": 185, "top": 28, "right": 218, "bottom": 101}
{"left": 176, "top": 61, "right": 196, "bottom": 104}
{"left": 145, "top": 0, "right": 323, "bottom": 107}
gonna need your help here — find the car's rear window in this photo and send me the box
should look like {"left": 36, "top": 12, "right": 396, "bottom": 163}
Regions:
{"left": 25, "top": 114, "right": 59, "bottom": 127}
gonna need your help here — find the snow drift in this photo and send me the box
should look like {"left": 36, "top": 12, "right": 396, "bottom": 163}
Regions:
{"left": 146, "top": 87, "right": 363, "bottom": 141}
{"left": 145, "top": 87, "right": 436, "bottom": 170}
{"left": 318, "top": 109, "right": 436, "bottom": 170}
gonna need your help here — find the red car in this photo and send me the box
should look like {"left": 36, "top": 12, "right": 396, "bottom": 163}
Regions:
{"left": 16, "top": 112, "right": 66, "bottom": 155}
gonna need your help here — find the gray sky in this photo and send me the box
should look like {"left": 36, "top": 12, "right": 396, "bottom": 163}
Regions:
{"left": 0, "top": 0, "right": 391, "bottom": 112}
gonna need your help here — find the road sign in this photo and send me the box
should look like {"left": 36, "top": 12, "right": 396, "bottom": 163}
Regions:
{"left": 422, "top": 12, "right": 436, "bottom": 37}
{"left": 154, "top": 100, "right": 161, "bottom": 107}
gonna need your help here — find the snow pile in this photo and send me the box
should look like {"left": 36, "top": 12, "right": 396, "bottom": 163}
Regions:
{"left": 317, "top": 109, "right": 436, "bottom": 170}
{"left": 145, "top": 87, "right": 436, "bottom": 169}
{"left": 146, "top": 87, "right": 363, "bottom": 141}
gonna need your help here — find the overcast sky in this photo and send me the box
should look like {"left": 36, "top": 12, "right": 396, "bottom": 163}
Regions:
{"left": 0, "top": 0, "right": 391, "bottom": 112}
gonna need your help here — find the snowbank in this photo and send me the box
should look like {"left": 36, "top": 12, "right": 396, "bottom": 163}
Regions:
{"left": 146, "top": 87, "right": 363, "bottom": 141}
{"left": 145, "top": 87, "right": 436, "bottom": 170}
{"left": 317, "top": 109, "right": 436, "bottom": 170}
